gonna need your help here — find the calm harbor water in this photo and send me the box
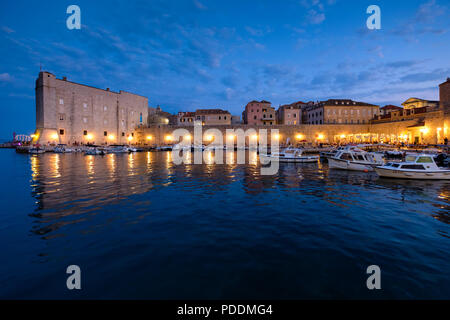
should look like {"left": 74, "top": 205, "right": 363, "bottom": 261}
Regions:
{"left": 0, "top": 149, "right": 449, "bottom": 299}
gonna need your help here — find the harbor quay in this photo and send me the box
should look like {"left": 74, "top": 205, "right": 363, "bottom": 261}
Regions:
{"left": 135, "top": 110, "right": 450, "bottom": 147}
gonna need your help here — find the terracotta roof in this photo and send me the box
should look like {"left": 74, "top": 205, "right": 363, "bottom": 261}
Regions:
{"left": 195, "top": 109, "right": 230, "bottom": 115}
{"left": 180, "top": 112, "right": 196, "bottom": 117}
{"left": 439, "top": 77, "right": 450, "bottom": 86}
{"left": 381, "top": 105, "right": 403, "bottom": 110}
{"left": 320, "top": 99, "right": 378, "bottom": 107}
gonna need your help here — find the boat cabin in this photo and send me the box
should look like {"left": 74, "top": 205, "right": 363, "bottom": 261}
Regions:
{"left": 384, "top": 155, "right": 440, "bottom": 171}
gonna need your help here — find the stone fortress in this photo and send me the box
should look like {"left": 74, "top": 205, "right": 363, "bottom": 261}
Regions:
{"left": 35, "top": 71, "right": 148, "bottom": 145}
{"left": 34, "top": 71, "right": 450, "bottom": 147}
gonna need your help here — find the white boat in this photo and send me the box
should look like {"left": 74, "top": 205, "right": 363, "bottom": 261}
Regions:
{"left": 29, "top": 147, "right": 45, "bottom": 154}
{"left": 260, "top": 147, "right": 319, "bottom": 163}
{"left": 106, "top": 145, "right": 129, "bottom": 153}
{"left": 375, "top": 154, "right": 450, "bottom": 180}
{"left": 192, "top": 144, "right": 205, "bottom": 151}
{"left": 54, "top": 144, "right": 74, "bottom": 153}
{"left": 85, "top": 148, "right": 105, "bottom": 155}
{"left": 328, "top": 146, "right": 384, "bottom": 171}
{"left": 157, "top": 145, "right": 173, "bottom": 151}
{"left": 172, "top": 143, "right": 192, "bottom": 151}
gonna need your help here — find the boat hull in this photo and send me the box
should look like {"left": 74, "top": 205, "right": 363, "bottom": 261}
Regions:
{"left": 375, "top": 167, "right": 450, "bottom": 180}
{"left": 328, "top": 157, "right": 377, "bottom": 172}
{"left": 260, "top": 155, "right": 319, "bottom": 163}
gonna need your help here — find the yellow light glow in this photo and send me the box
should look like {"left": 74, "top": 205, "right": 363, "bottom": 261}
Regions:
{"left": 420, "top": 128, "right": 429, "bottom": 134}
{"left": 340, "top": 134, "right": 346, "bottom": 139}
{"left": 295, "top": 134, "right": 304, "bottom": 140}
{"left": 165, "top": 135, "right": 173, "bottom": 141}
{"left": 108, "top": 135, "right": 115, "bottom": 140}
{"left": 437, "top": 127, "right": 442, "bottom": 131}
{"left": 127, "top": 136, "right": 133, "bottom": 141}
{"left": 146, "top": 135, "right": 153, "bottom": 140}
{"left": 317, "top": 134, "right": 325, "bottom": 140}
{"left": 273, "top": 134, "right": 281, "bottom": 140}
{"left": 205, "top": 135, "right": 213, "bottom": 141}
{"left": 185, "top": 134, "right": 192, "bottom": 140}
{"left": 251, "top": 134, "right": 258, "bottom": 140}
{"left": 86, "top": 134, "right": 93, "bottom": 140}
{"left": 51, "top": 133, "right": 59, "bottom": 140}
{"left": 30, "top": 134, "right": 36, "bottom": 138}
{"left": 227, "top": 134, "right": 235, "bottom": 139}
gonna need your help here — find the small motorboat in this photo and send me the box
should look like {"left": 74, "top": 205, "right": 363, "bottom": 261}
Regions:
{"left": 260, "top": 147, "right": 319, "bottom": 163}
{"left": 106, "top": 145, "right": 129, "bottom": 153}
{"left": 54, "top": 144, "right": 74, "bottom": 153}
{"left": 84, "top": 147, "right": 105, "bottom": 156}
{"left": 29, "top": 147, "right": 45, "bottom": 154}
{"left": 157, "top": 145, "right": 173, "bottom": 151}
{"left": 375, "top": 154, "right": 450, "bottom": 180}
{"left": 173, "top": 143, "right": 192, "bottom": 151}
{"left": 328, "top": 146, "right": 384, "bottom": 171}
{"left": 191, "top": 144, "right": 205, "bottom": 151}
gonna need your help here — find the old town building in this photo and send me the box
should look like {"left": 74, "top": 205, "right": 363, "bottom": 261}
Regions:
{"left": 379, "top": 105, "right": 403, "bottom": 116}
{"left": 34, "top": 72, "right": 148, "bottom": 145}
{"left": 305, "top": 99, "right": 379, "bottom": 125}
{"left": 276, "top": 101, "right": 303, "bottom": 125}
{"left": 177, "top": 109, "right": 231, "bottom": 126}
{"left": 401, "top": 98, "right": 439, "bottom": 111}
{"left": 242, "top": 100, "right": 276, "bottom": 125}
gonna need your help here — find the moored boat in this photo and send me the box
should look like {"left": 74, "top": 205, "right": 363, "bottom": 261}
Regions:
{"left": 106, "top": 145, "right": 129, "bottom": 153}
{"left": 328, "top": 146, "right": 384, "bottom": 171}
{"left": 84, "top": 147, "right": 106, "bottom": 155}
{"left": 375, "top": 154, "right": 450, "bottom": 180}
{"left": 54, "top": 144, "right": 74, "bottom": 153}
{"left": 260, "top": 147, "right": 319, "bottom": 163}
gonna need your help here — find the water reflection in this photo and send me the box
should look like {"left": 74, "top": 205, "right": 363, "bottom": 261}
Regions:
{"left": 27, "top": 151, "right": 450, "bottom": 240}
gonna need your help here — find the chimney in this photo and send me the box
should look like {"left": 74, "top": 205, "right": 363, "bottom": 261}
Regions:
{"left": 106, "top": 88, "right": 110, "bottom": 91}
{"left": 62, "top": 76, "right": 67, "bottom": 81}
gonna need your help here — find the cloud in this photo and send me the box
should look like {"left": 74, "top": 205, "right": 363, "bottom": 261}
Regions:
{"left": 369, "top": 45, "right": 384, "bottom": 58}
{"left": 0, "top": 73, "right": 12, "bottom": 82}
{"left": 308, "top": 10, "right": 326, "bottom": 24}
{"left": 245, "top": 26, "right": 272, "bottom": 37}
{"left": 385, "top": 60, "right": 425, "bottom": 69}
{"left": 193, "top": 0, "right": 207, "bottom": 10}
{"left": 391, "top": 0, "right": 448, "bottom": 39}
{"left": 1, "top": 26, "right": 15, "bottom": 34}
{"left": 400, "top": 68, "right": 450, "bottom": 83}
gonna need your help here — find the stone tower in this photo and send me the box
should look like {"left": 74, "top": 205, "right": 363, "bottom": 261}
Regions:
{"left": 439, "top": 77, "right": 450, "bottom": 114}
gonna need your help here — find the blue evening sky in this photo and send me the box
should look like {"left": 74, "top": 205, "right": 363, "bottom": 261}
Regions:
{"left": 0, "top": 0, "right": 449, "bottom": 138}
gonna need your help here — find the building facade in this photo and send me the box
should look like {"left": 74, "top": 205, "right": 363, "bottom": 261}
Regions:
{"left": 35, "top": 72, "right": 148, "bottom": 145}
{"left": 195, "top": 109, "right": 231, "bottom": 125}
{"left": 379, "top": 105, "right": 403, "bottom": 116}
{"left": 401, "top": 98, "right": 439, "bottom": 110}
{"left": 177, "top": 109, "right": 231, "bottom": 126}
{"left": 277, "top": 101, "right": 303, "bottom": 125}
{"left": 440, "top": 78, "right": 450, "bottom": 113}
{"left": 305, "top": 99, "right": 379, "bottom": 125}
{"left": 242, "top": 100, "right": 276, "bottom": 125}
